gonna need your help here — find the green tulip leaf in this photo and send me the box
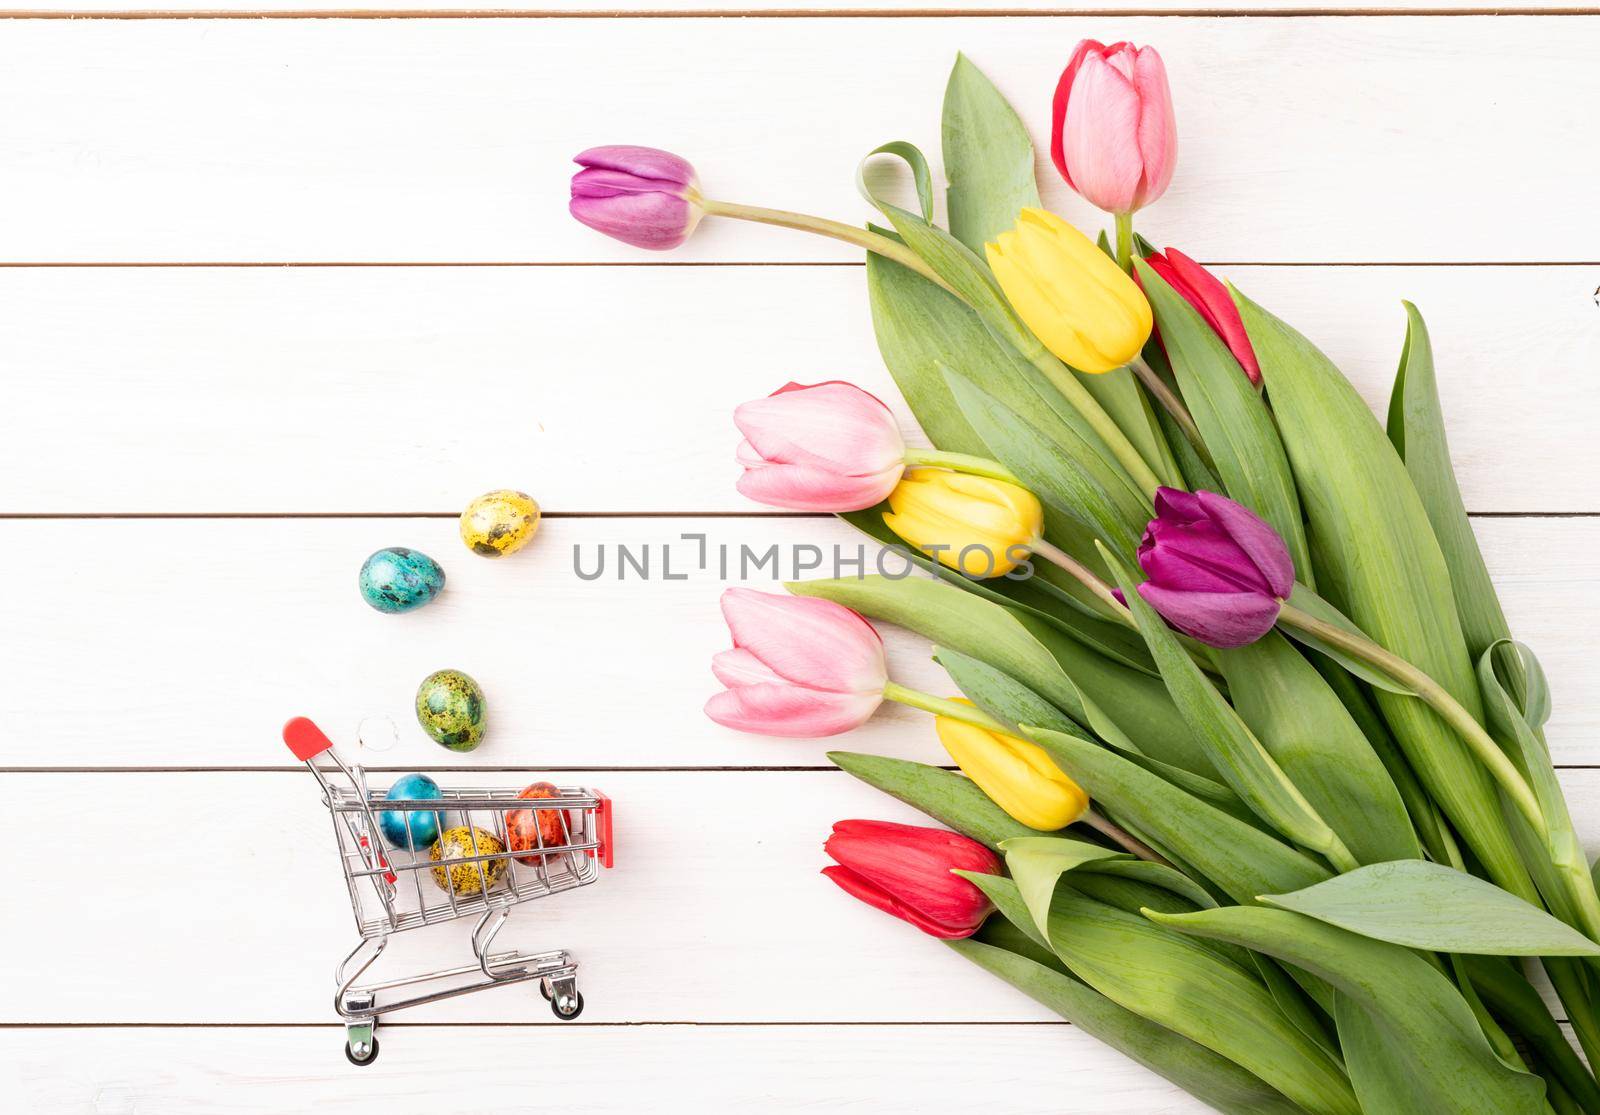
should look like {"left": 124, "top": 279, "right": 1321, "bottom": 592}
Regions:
{"left": 1148, "top": 906, "right": 1547, "bottom": 1114}
{"left": 941, "top": 365, "right": 1146, "bottom": 558}
{"left": 1134, "top": 259, "right": 1311, "bottom": 580}
{"left": 940, "top": 54, "right": 1039, "bottom": 252}
{"left": 1463, "top": 956, "right": 1600, "bottom": 1113}
{"left": 1234, "top": 286, "right": 1533, "bottom": 899}
{"left": 951, "top": 936, "right": 1307, "bottom": 1115}
{"left": 1477, "top": 640, "right": 1589, "bottom": 886}
{"left": 1024, "top": 725, "right": 1328, "bottom": 905}
{"left": 937, "top": 646, "right": 1249, "bottom": 819}
{"left": 1035, "top": 886, "right": 1358, "bottom": 1114}
{"left": 825, "top": 752, "right": 1035, "bottom": 850}
{"left": 791, "top": 574, "right": 1211, "bottom": 778}
{"left": 856, "top": 141, "right": 935, "bottom": 224}
{"left": 1387, "top": 301, "right": 1510, "bottom": 661}
{"left": 1261, "top": 860, "right": 1600, "bottom": 955}
{"left": 838, "top": 509, "right": 1157, "bottom": 674}
{"left": 1099, "top": 543, "right": 1353, "bottom": 869}
{"left": 1219, "top": 632, "right": 1421, "bottom": 866}
{"left": 957, "top": 875, "right": 1308, "bottom": 1115}
{"left": 1279, "top": 585, "right": 1415, "bottom": 696}
{"left": 999, "top": 835, "right": 1130, "bottom": 940}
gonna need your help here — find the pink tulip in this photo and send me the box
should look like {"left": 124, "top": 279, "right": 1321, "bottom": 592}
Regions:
{"left": 823, "top": 819, "right": 999, "bottom": 939}
{"left": 734, "top": 382, "right": 907, "bottom": 512}
{"left": 569, "top": 145, "right": 703, "bottom": 251}
{"left": 705, "top": 589, "right": 887, "bottom": 737}
{"left": 1143, "top": 248, "right": 1261, "bottom": 386}
{"left": 1051, "top": 40, "right": 1177, "bottom": 215}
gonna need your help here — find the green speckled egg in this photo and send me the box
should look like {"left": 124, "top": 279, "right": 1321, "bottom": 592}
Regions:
{"left": 460, "top": 489, "right": 541, "bottom": 558}
{"left": 415, "top": 669, "right": 486, "bottom": 752}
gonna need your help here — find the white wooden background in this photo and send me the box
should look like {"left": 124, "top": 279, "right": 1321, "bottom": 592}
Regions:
{"left": 1, "top": 4, "right": 1597, "bottom": 1112}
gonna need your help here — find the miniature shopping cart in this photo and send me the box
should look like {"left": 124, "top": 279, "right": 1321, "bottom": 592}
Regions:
{"left": 283, "top": 716, "right": 614, "bottom": 1065}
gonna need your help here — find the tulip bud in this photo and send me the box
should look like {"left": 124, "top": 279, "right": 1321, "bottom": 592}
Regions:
{"left": 986, "top": 209, "right": 1152, "bottom": 374}
{"left": 1051, "top": 40, "right": 1177, "bottom": 216}
{"left": 822, "top": 819, "right": 1000, "bottom": 939}
{"left": 1136, "top": 488, "right": 1295, "bottom": 649}
{"left": 935, "top": 700, "right": 1089, "bottom": 831}
{"left": 882, "top": 470, "right": 1042, "bottom": 579}
{"left": 705, "top": 589, "right": 887, "bottom": 737}
{"left": 569, "top": 145, "right": 704, "bottom": 250}
{"left": 733, "top": 382, "right": 907, "bottom": 512}
{"left": 1142, "top": 248, "right": 1261, "bottom": 386}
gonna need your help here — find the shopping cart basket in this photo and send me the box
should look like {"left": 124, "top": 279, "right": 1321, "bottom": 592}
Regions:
{"left": 283, "top": 716, "right": 614, "bottom": 1065}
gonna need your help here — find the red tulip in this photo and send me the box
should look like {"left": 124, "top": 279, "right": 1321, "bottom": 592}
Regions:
{"left": 822, "top": 819, "right": 999, "bottom": 939}
{"left": 1051, "top": 40, "right": 1177, "bottom": 216}
{"left": 1144, "top": 248, "right": 1261, "bottom": 386}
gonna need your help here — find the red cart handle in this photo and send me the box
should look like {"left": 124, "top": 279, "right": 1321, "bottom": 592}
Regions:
{"left": 594, "top": 790, "right": 614, "bottom": 869}
{"left": 283, "top": 716, "right": 335, "bottom": 762}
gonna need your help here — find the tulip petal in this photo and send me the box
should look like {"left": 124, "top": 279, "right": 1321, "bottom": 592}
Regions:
{"left": 1049, "top": 39, "right": 1101, "bottom": 190}
{"left": 737, "top": 462, "right": 903, "bottom": 513}
{"left": 1164, "top": 249, "right": 1260, "bottom": 384}
{"left": 821, "top": 865, "right": 982, "bottom": 939}
{"left": 710, "top": 648, "right": 784, "bottom": 688}
{"left": 1137, "top": 583, "right": 1281, "bottom": 649}
{"left": 719, "top": 589, "right": 887, "bottom": 694}
{"left": 1061, "top": 52, "right": 1145, "bottom": 214}
{"left": 704, "top": 683, "right": 882, "bottom": 738}
{"left": 824, "top": 820, "right": 999, "bottom": 937}
{"left": 734, "top": 382, "right": 906, "bottom": 475}
{"left": 1141, "top": 518, "right": 1275, "bottom": 595}
{"left": 1196, "top": 490, "right": 1296, "bottom": 597}
{"left": 1153, "top": 486, "right": 1206, "bottom": 521}
{"left": 568, "top": 184, "right": 696, "bottom": 251}
{"left": 1130, "top": 47, "right": 1178, "bottom": 210}
{"left": 573, "top": 145, "right": 696, "bottom": 188}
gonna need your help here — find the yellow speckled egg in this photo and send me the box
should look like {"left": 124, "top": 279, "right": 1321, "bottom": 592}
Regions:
{"left": 460, "top": 489, "right": 541, "bottom": 558}
{"left": 430, "top": 826, "right": 508, "bottom": 896}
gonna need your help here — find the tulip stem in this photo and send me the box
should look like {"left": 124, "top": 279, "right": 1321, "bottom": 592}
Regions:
{"left": 705, "top": 198, "right": 1165, "bottom": 504}
{"left": 699, "top": 199, "right": 956, "bottom": 296}
{"left": 1275, "top": 602, "right": 1547, "bottom": 836}
{"left": 1032, "top": 540, "right": 1136, "bottom": 627}
{"left": 1082, "top": 808, "right": 1171, "bottom": 866}
{"left": 1113, "top": 213, "right": 1134, "bottom": 273}
{"left": 883, "top": 682, "right": 1010, "bottom": 733}
{"left": 1128, "top": 356, "right": 1219, "bottom": 476}
{"left": 902, "top": 448, "right": 1020, "bottom": 484}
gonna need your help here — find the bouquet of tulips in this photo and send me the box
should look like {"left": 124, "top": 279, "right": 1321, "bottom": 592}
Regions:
{"left": 573, "top": 41, "right": 1598, "bottom": 1115}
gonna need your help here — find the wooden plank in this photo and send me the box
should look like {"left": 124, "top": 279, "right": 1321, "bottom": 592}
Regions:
{"left": 1, "top": 515, "right": 1595, "bottom": 767}
{"left": 4, "top": 264, "right": 1594, "bottom": 514}
{"left": 0, "top": 1024, "right": 1210, "bottom": 1114}
{"left": 0, "top": 17, "right": 1595, "bottom": 263}
{"left": 6, "top": 766, "right": 1600, "bottom": 1026}
{"left": 3, "top": 766, "right": 1598, "bottom": 1025}
{"left": 7, "top": 2, "right": 1588, "bottom": 14}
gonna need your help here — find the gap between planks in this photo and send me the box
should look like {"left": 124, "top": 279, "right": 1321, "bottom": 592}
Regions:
{"left": 1, "top": 260, "right": 1597, "bottom": 267}
{"left": 1, "top": 8, "right": 1598, "bottom": 19}
{"left": 0, "top": 511, "right": 1594, "bottom": 520}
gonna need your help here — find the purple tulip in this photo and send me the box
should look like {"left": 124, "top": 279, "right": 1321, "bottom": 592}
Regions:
{"left": 1135, "top": 488, "right": 1294, "bottom": 649}
{"left": 569, "top": 145, "right": 704, "bottom": 250}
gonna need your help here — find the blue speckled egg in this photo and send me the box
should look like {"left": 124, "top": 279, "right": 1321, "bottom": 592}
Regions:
{"left": 359, "top": 547, "right": 445, "bottom": 614}
{"left": 379, "top": 773, "right": 445, "bottom": 851}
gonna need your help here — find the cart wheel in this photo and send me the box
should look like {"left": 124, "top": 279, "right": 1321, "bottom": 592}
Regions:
{"left": 550, "top": 989, "right": 584, "bottom": 1020}
{"left": 345, "top": 1036, "right": 380, "bottom": 1066}
{"left": 539, "top": 978, "right": 552, "bottom": 1002}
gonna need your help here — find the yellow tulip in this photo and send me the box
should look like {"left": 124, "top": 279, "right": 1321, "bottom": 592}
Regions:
{"left": 936, "top": 700, "right": 1089, "bottom": 831}
{"left": 985, "top": 208, "right": 1153, "bottom": 373}
{"left": 883, "top": 470, "right": 1042, "bottom": 579}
